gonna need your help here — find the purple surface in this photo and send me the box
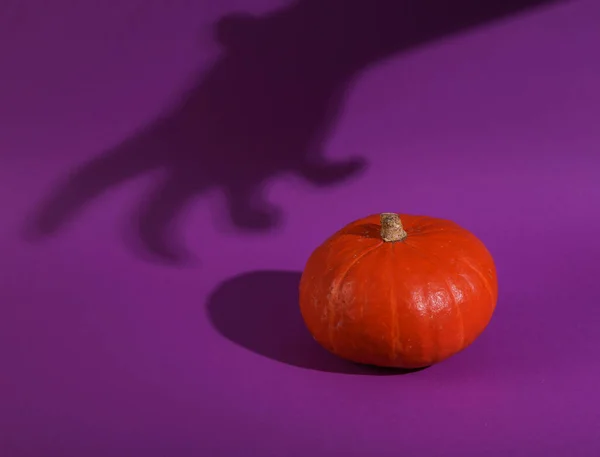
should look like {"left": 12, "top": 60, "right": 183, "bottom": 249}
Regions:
{"left": 1, "top": 1, "right": 599, "bottom": 456}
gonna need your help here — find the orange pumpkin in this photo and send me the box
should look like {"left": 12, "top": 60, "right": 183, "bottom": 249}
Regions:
{"left": 299, "top": 213, "right": 498, "bottom": 369}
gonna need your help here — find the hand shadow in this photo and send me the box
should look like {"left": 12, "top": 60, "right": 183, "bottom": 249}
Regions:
{"left": 207, "top": 270, "right": 423, "bottom": 375}
{"left": 23, "top": 0, "right": 562, "bottom": 264}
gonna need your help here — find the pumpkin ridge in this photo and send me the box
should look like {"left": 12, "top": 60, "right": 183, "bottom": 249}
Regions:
{"left": 329, "top": 241, "right": 384, "bottom": 352}
{"left": 402, "top": 239, "right": 445, "bottom": 263}
{"left": 398, "top": 240, "right": 450, "bottom": 362}
{"left": 456, "top": 256, "right": 496, "bottom": 313}
{"left": 411, "top": 228, "right": 467, "bottom": 237}
{"left": 389, "top": 244, "right": 399, "bottom": 361}
{"left": 443, "top": 275, "right": 466, "bottom": 350}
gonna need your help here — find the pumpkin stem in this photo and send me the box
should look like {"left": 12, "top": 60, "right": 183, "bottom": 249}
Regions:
{"left": 380, "top": 213, "right": 407, "bottom": 242}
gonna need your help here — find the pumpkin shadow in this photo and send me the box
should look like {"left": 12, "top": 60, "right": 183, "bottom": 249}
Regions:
{"left": 206, "top": 270, "right": 427, "bottom": 375}
{"left": 22, "top": 0, "right": 563, "bottom": 265}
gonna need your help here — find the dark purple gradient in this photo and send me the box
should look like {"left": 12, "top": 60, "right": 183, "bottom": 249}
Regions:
{"left": 2, "top": 1, "right": 599, "bottom": 456}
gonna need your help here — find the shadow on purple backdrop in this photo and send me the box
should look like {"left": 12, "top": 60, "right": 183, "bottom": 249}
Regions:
{"left": 206, "top": 270, "right": 427, "bottom": 375}
{"left": 24, "top": 0, "right": 563, "bottom": 264}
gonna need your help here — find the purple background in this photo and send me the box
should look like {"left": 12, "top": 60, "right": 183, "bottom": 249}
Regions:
{"left": 1, "top": 1, "right": 599, "bottom": 456}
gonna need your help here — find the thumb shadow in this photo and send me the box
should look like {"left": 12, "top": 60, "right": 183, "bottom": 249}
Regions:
{"left": 206, "top": 270, "right": 422, "bottom": 375}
